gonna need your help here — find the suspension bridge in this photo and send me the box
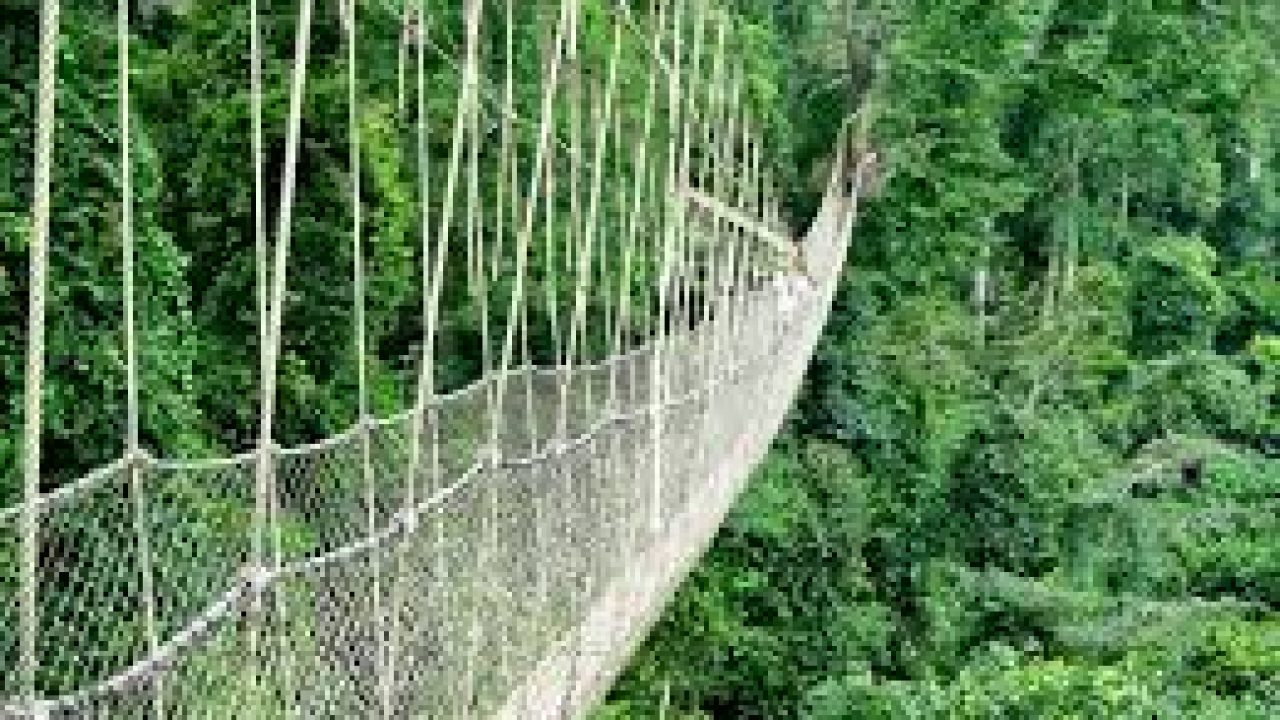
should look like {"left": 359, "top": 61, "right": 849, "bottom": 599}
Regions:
{"left": 3, "top": 0, "right": 871, "bottom": 717}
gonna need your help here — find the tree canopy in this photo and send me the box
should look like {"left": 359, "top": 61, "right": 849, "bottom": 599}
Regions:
{"left": 598, "top": 1, "right": 1277, "bottom": 717}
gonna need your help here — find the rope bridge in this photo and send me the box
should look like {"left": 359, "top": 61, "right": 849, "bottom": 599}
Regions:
{"left": 4, "top": 0, "right": 869, "bottom": 717}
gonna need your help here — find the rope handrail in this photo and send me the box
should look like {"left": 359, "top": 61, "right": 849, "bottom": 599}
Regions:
{"left": 0, "top": 331, "right": 674, "bottom": 521}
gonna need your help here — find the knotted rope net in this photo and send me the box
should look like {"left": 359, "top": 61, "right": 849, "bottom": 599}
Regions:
{"left": 3, "top": 0, "right": 871, "bottom": 717}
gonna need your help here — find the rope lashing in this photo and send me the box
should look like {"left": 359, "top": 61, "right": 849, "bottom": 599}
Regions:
{"left": 20, "top": 0, "right": 60, "bottom": 710}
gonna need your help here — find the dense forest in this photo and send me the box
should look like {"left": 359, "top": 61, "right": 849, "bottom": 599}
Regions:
{"left": 1, "top": 0, "right": 1276, "bottom": 716}
{"left": 599, "top": 0, "right": 1278, "bottom": 717}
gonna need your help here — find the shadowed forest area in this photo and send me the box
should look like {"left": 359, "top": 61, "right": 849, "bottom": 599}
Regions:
{"left": 599, "top": 1, "right": 1277, "bottom": 718}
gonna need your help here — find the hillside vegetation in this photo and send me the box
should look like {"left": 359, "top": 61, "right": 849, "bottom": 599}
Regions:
{"left": 599, "top": 1, "right": 1278, "bottom": 717}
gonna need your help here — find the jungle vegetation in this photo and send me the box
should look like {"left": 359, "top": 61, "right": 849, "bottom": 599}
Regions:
{"left": 598, "top": 1, "right": 1278, "bottom": 717}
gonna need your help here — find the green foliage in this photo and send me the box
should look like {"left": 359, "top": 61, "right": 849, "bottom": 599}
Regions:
{"left": 606, "top": 440, "right": 890, "bottom": 718}
{"left": 1131, "top": 234, "right": 1230, "bottom": 355}
{"left": 1, "top": 1, "right": 207, "bottom": 497}
{"left": 602, "top": 0, "right": 1279, "bottom": 717}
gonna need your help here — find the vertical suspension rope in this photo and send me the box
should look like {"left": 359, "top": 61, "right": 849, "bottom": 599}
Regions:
{"left": 616, "top": 1, "right": 661, "bottom": 441}
{"left": 249, "top": 0, "right": 266, "bottom": 515}
{"left": 344, "top": 0, "right": 369, "bottom": 548}
{"left": 492, "top": 0, "right": 511, "bottom": 286}
{"left": 340, "top": 1, "right": 387, "bottom": 716}
{"left": 469, "top": 37, "right": 490, "bottom": 439}
{"left": 566, "top": 12, "right": 624, "bottom": 426}
{"left": 21, "top": 0, "right": 59, "bottom": 710}
{"left": 463, "top": 0, "right": 492, "bottom": 706}
{"left": 246, "top": 0, "right": 270, "bottom": 705}
{"left": 487, "top": 4, "right": 573, "bottom": 715}
{"left": 674, "top": 0, "right": 705, "bottom": 365}
{"left": 261, "top": 0, "right": 315, "bottom": 444}
{"left": 730, "top": 99, "right": 753, "bottom": 368}
{"left": 251, "top": 0, "right": 313, "bottom": 708}
{"left": 708, "top": 12, "right": 730, "bottom": 380}
{"left": 555, "top": 0, "right": 583, "bottom": 447}
{"left": 683, "top": 0, "right": 711, "bottom": 479}
{"left": 544, "top": 58, "right": 560, "bottom": 391}
{"left": 405, "top": 0, "right": 430, "bottom": 510}
{"left": 544, "top": 126, "right": 559, "bottom": 375}
{"left": 488, "top": 0, "right": 522, "bottom": 665}
{"left": 120, "top": 0, "right": 137, "bottom": 495}
{"left": 118, "top": 1, "right": 163, "bottom": 715}
{"left": 651, "top": 0, "right": 682, "bottom": 533}
{"left": 713, "top": 50, "right": 741, "bottom": 392}
{"left": 388, "top": 0, "right": 432, "bottom": 705}
{"left": 491, "top": 0, "right": 572, "bottom": 465}
{"left": 693, "top": 0, "right": 724, "bottom": 483}
{"left": 431, "top": 5, "right": 486, "bottom": 709}
{"left": 505, "top": 0, "right": 536, "bottom": 461}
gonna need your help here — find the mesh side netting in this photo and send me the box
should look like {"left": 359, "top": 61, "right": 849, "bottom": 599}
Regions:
{"left": 0, "top": 183, "right": 855, "bottom": 719}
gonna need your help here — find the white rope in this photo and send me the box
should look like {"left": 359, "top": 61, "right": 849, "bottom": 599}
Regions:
{"left": 672, "top": 0, "right": 705, "bottom": 347}
{"left": 261, "top": 0, "right": 315, "bottom": 449}
{"left": 492, "top": 0, "right": 574, "bottom": 446}
{"left": 120, "top": 0, "right": 138, "bottom": 476}
{"left": 712, "top": 57, "right": 742, "bottom": 391}
{"left": 566, "top": 15, "right": 625, "bottom": 413}
{"left": 339, "top": 1, "right": 388, "bottom": 715}
{"left": 118, "top": 2, "right": 163, "bottom": 716}
{"left": 413, "top": 4, "right": 487, "bottom": 709}
{"left": 389, "top": 0, "right": 434, "bottom": 711}
{"left": 425, "top": 0, "right": 483, "bottom": 410}
{"left": 21, "top": 0, "right": 59, "bottom": 709}
{"left": 251, "top": 1, "right": 313, "bottom": 712}
{"left": 616, "top": 45, "right": 661, "bottom": 414}
{"left": 651, "top": 0, "right": 684, "bottom": 533}
{"left": 245, "top": 0, "right": 273, "bottom": 707}
{"left": 691, "top": 0, "right": 718, "bottom": 482}
{"left": 463, "top": 0, "right": 500, "bottom": 705}
{"left": 556, "top": 0, "right": 584, "bottom": 445}
{"left": 344, "top": 0, "right": 369, "bottom": 521}
{"left": 406, "top": 0, "right": 431, "bottom": 509}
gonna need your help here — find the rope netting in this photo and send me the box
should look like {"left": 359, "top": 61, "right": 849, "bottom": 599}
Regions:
{"left": 4, "top": 0, "right": 870, "bottom": 716}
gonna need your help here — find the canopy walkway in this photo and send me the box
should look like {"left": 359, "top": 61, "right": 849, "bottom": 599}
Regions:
{"left": 3, "top": 0, "right": 870, "bottom": 717}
